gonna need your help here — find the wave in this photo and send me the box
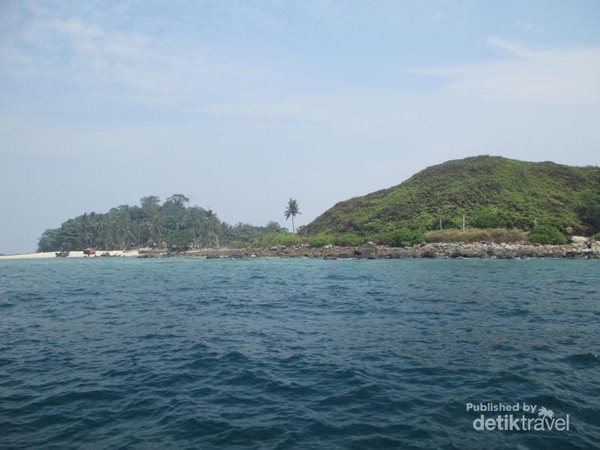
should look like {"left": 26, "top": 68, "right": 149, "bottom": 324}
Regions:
{"left": 1, "top": 258, "right": 598, "bottom": 449}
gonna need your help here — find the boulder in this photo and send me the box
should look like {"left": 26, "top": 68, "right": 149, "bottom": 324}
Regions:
{"left": 355, "top": 241, "right": 378, "bottom": 259}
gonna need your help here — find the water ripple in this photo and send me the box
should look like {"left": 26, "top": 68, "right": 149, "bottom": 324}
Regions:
{"left": 0, "top": 258, "right": 598, "bottom": 449}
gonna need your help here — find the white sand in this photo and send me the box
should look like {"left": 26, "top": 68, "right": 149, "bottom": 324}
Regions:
{"left": 0, "top": 250, "right": 140, "bottom": 260}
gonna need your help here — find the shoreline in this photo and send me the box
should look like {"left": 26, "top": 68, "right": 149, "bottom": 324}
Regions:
{"left": 2, "top": 240, "right": 599, "bottom": 261}
{"left": 0, "top": 250, "right": 140, "bottom": 260}
{"left": 178, "top": 241, "right": 600, "bottom": 259}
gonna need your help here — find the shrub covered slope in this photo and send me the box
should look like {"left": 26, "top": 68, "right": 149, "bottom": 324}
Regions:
{"left": 304, "top": 156, "right": 600, "bottom": 236}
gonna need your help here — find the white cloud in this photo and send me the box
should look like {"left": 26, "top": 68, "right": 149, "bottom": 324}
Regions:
{"left": 525, "top": 23, "right": 540, "bottom": 32}
{"left": 401, "top": 37, "right": 600, "bottom": 104}
{"left": 487, "top": 36, "right": 537, "bottom": 59}
{"left": 1, "top": 6, "right": 288, "bottom": 109}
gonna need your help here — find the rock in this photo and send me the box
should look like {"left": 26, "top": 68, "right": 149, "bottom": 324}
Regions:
{"left": 421, "top": 249, "right": 436, "bottom": 258}
{"left": 570, "top": 236, "right": 589, "bottom": 244}
{"left": 355, "top": 242, "right": 378, "bottom": 259}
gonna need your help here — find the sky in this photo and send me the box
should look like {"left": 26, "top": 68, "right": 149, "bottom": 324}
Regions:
{"left": 1, "top": 0, "right": 599, "bottom": 253}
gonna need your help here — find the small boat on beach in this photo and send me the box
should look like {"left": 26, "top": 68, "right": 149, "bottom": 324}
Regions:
{"left": 55, "top": 250, "right": 70, "bottom": 257}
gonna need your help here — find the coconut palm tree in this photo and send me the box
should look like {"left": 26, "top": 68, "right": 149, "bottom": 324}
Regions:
{"left": 284, "top": 198, "right": 300, "bottom": 233}
{"left": 203, "top": 209, "right": 222, "bottom": 247}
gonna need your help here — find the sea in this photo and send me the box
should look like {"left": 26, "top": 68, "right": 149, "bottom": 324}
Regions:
{"left": 0, "top": 257, "right": 598, "bottom": 449}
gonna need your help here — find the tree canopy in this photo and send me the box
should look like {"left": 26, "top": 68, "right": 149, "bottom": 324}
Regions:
{"left": 37, "top": 195, "right": 286, "bottom": 252}
{"left": 284, "top": 198, "right": 300, "bottom": 233}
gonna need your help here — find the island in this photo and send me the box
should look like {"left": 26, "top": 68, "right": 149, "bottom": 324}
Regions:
{"left": 1, "top": 156, "right": 597, "bottom": 261}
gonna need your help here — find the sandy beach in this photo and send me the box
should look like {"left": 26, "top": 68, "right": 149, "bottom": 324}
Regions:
{"left": 0, "top": 250, "right": 140, "bottom": 260}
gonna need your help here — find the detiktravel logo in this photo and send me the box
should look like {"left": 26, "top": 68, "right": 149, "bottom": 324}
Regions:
{"left": 466, "top": 402, "right": 570, "bottom": 432}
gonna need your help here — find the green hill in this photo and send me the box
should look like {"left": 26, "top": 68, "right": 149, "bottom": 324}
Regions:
{"left": 37, "top": 194, "right": 288, "bottom": 252}
{"left": 304, "top": 156, "right": 600, "bottom": 236}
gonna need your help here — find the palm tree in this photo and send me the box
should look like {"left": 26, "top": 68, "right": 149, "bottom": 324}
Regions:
{"left": 185, "top": 206, "right": 206, "bottom": 247}
{"left": 203, "top": 209, "right": 221, "bottom": 247}
{"left": 284, "top": 198, "right": 300, "bottom": 233}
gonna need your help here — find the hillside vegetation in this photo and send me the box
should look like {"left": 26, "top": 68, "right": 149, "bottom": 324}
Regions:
{"left": 37, "top": 156, "right": 600, "bottom": 251}
{"left": 37, "top": 195, "right": 288, "bottom": 252}
{"left": 304, "top": 156, "right": 600, "bottom": 237}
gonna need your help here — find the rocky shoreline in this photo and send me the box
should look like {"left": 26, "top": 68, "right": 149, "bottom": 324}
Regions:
{"left": 140, "top": 239, "right": 600, "bottom": 260}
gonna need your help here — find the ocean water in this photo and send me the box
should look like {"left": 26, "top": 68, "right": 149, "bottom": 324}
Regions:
{"left": 0, "top": 258, "right": 598, "bottom": 449}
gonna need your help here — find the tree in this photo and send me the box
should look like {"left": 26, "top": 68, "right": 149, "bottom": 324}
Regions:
{"left": 203, "top": 209, "right": 222, "bottom": 247}
{"left": 529, "top": 225, "right": 567, "bottom": 245}
{"left": 140, "top": 196, "right": 161, "bottom": 210}
{"left": 471, "top": 206, "right": 508, "bottom": 229}
{"left": 388, "top": 228, "right": 424, "bottom": 247}
{"left": 581, "top": 191, "right": 600, "bottom": 233}
{"left": 265, "top": 221, "right": 284, "bottom": 232}
{"left": 36, "top": 193, "right": 275, "bottom": 251}
{"left": 164, "top": 194, "right": 189, "bottom": 208}
{"left": 284, "top": 198, "right": 300, "bottom": 233}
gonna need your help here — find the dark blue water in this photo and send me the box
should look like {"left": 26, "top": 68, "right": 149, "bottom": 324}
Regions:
{"left": 0, "top": 258, "right": 598, "bottom": 449}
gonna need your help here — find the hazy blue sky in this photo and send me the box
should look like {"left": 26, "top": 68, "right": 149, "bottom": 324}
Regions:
{"left": 1, "top": 0, "right": 599, "bottom": 253}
